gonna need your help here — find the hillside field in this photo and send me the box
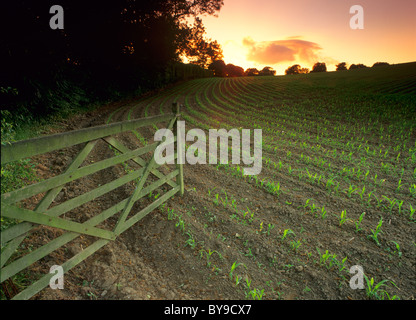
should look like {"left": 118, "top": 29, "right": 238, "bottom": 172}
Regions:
{"left": 5, "top": 62, "right": 416, "bottom": 300}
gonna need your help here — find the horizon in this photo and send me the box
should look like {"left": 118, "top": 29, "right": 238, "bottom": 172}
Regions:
{"left": 199, "top": 0, "right": 416, "bottom": 75}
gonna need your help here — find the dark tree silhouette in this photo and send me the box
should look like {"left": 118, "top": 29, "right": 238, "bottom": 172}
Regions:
{"left": 0, "top": 0, "right": 224, "bottom": 117}
{"left": 372, "top": 62, "right": 390, "bottom": 67}
{"left": 226, "top": 64, "right": 245, "bottom": 77}
{"left": 258, "top": 67, "right": 276, "bottom": 76}
{"left": 244, "top": 68, "right": 260, "bottom": 76}
{"left": 179, "top": 17, "right": 223, "bottom": 69}
{"left": 310, "top": 62, "right": 327, "bottom": 73}
{"left": 336, "top": 62, "right": 348, "bottom": 71}
{"left": 285, "top": 64, "right": 308, "bottom": 75}
{"left": 349, "top": 63, "right": 368, "bottom": 70}
{"left": 208, "top": 60, "right": 227, "bottom": 77}
{"left": 285, "top": 65, "right": 301, "bottom": 75}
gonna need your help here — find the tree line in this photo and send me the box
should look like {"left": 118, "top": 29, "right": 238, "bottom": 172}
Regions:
{"left": 208, "top": 60, "right": 276, "bottom": 77}
{"left": 285, "top": 61, "right": 391, "bottom": 75}
{"left": 0, "top": 1, "right": 224, "bottom": 119}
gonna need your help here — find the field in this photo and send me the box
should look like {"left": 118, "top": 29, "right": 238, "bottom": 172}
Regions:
{"left": 9, "top": 62, "right": 416, "bottom": 300}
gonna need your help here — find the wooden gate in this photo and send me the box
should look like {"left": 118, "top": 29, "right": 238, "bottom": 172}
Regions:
{"left": 0, "top": 103, "right": 184, "bottom": 300}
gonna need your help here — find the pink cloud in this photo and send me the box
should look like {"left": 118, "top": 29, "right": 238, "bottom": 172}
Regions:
{"left": 243, "top": 37, "right": 323, "bottom": 65}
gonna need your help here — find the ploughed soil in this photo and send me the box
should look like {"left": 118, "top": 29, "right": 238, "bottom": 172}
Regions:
{"left": 4, "top": 78, "right": 416, "bottom": 301}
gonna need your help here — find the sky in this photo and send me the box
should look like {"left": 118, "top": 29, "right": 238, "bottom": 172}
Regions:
{"left": 199, "top": 0, "right": 416, "bottom": 75}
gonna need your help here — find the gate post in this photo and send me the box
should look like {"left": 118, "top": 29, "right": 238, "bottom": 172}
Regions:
{"left": 173, "top": 102, "right": 185, "bottom": 196}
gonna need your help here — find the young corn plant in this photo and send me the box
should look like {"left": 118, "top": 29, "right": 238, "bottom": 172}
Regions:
{"left": 320, "top": 206, "right": 327, "bottom": 220}
{"left": 409, "top": 204, "right": 415, "bottom": 220}
{"left": 229, "top": 261, "right": 247, "bottom": 280}
{"left": 358, "top": 186, "right": 366, "bottom": 202}
{"left": 246, "top": 287, "right": 264, "bottom": 300}
{"left": 184, "top": 232, "right": 197, "bottom": 249}
{"left": 363, "top": 275, "right": 399, "bottom": 300}
{"left": 355, "top": 212, "right": 366, "bottom": 233}
{"left": 290, "top": 240, "right": 302, "bottom": 253}
{"left": 390, "top": 241, "right": 402, "bottom": 258}
{"left": 316, "top": 248, "right": 337, "bottom": 269}
{"left": 409, "top": 184, "right": 416, "bottom": 198}
{"left": 336, "top": 256, "right": 348, "bottom": 273}
{"left": 263, "top": 223, "right": 275, "bottom": 236}
{"left": 396, "top": 179, "right": 403, "bottom": 193}
{"left": 382, "top": 196, "right": 397, "bottom": 214}
{"left": 338, "top": 210, "right": 349, "bottom": 226}
{"left": 346, "top": 185, "right": 358, "bottom": 198}
{"left": 368, "top": 217, "right": 383, "bottom": 246}
{"left": 280, "top": 229, "right": 295, "bottom": 242}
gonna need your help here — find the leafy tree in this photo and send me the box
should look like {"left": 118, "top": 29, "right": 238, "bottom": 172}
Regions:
{"left": 244, "top": 68, "right": 260, "bottom": 76}
{"left": 285, "top": 64, "right": 301, "bottom": 75}
{"left": 336, "top": 62, "right": 348, "bottom": 71}
{"left": 226, "top": 64, "right": 245, "bottom": 77}
{"left": 208, "top": 60, "right": 227, "bottom": 77}
{"left": 285, "top": 64, "right": 308, "bottom": 75}
{"left": 349, "top": 63, "right": 368, "bottom": 70}
{"left": 259, "top": 67, "right": 276, "bottom": 76}
{"left": 310, "top": 62, "right": 327, "bottom": 73}
{"left": 1, "top": 0, "right": 224, "bottom": 117}
{"left": 179, "top": 17, "right": 223, "bottom": 69}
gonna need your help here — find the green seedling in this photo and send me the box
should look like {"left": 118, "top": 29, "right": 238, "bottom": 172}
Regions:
{"left": 368, "top": 217, "right": 383, "bottom": 246}
{"left": 339, "top": 210, "right": 349, "bottom": 226}
{"left": 264, "top": 223, "right": 275, "bottom": 236}
{"left": 358, "top": 186, "right": 366, "bottom": 201}
{"left": 382, "top": 196, "right": 397, "bottom": 214}
{"left": 397, "top": 200, "right": 404, "bottom": 215}
{"left": 280, "top": 229, "right": 295, "bottom": 242}
{"left": 364, "top": 274, "right": 399, "bottom": 300}
{"left": 396, "top": 179, "right": 402, "bottom": 192}
{"left": 337, "top": 256, "right": 348, "bottom": 272}
{"left": 229, "top": 261, "right": 247, "bottom": 280}
{"left": 213, "top": 193, "right": 219, "bottom": 205}
{"left": 320, "top": 206, "right": 327, "bottom": 220}
{"left": 290, "top": 240, "right": 302, "bottom": 253}
{"left": 409, "top": 204, "right": 415, "bottom": 220}
{"left": 390, "top": 241, "right": 402, "bottom": 258}
{"left": 184, "top": 232, "right": 197, "bottom": 249}
{"left": 355, "top": 212, "right": 365, "bottom": 233}
{"left": 346, "top": 185, "right": 358, "bottom": 198}
{"left": 208, "top": 187, "right": 216, "bottom": 196}
{"left": 317, "top": 248, "right": 337, "bottom": 269}
{"left": 409, "top": 184, "right": 416, "bottom": 198}
{"left": 175, "top": 215, "right": 186, "bottom": 234}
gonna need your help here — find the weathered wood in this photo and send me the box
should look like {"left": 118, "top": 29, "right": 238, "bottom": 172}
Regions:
{"left": 1, "top": 113, "right": 174, "bottom": 164}
{"left": 1, "top": 108, "right": 183, "bottom": 300}
{"left": 1, "top": 203, "right": 116, "bottom": 243}
{"left": 120, "top": 185, "right": 180, "bottom": 234}
{"left": 12, "top": 238, "right": 110, "bottom": 300}
{"left": 102, "top": 136, "right": 178, "bottom": 188}
{"left": 10, "top": 185, "right": 180, "bottom": 300}
{"left": 113, "top": 114, "right": 178, "bottom": 234}
{"left": 43, "top": 166, "right": 145, "bottom": 218}
{"left": 0, "top": 140, "right": 97, "bottom": 254}
{"left": 1, "top": 140, "right": 158, "bottom": 205}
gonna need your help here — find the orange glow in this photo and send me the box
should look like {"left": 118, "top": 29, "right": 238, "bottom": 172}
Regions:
{"left": 200, "top": 0, "right": 416, "bottom": 75}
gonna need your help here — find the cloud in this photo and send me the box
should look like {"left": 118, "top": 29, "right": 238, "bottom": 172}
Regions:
{"left": 243, "top": 37, "right": 324, "bottom": 65}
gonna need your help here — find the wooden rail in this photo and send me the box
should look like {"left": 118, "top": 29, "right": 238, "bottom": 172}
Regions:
{"left": 0, "top": 103, "right": 184, "bottom": 300}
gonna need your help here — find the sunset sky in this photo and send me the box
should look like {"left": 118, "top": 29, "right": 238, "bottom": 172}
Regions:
{"left": 200, "top": 0, "right": 416, "bottom": 74}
